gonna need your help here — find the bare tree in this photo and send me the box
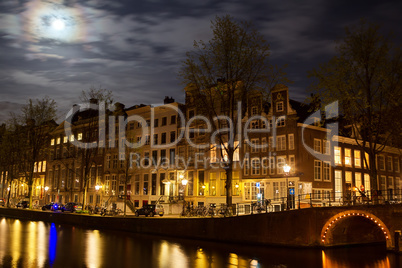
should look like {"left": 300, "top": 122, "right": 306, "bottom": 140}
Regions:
{"left": 8, "top": 97, "right": 57, "bottom": 209}
{"left": 180, "top": 15, "right": 288, "bottom": 207}
{"left": 309, "top": 20, "right": 402, "bottom": 192}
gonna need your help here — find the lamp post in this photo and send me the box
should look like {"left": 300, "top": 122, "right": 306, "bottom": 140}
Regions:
{"left": 181, "top": 175, "right": 188, "bottom": 216}
{"left": 44, "top": 186, "right": 49, "bottom": 203}
{"left": 283, "top": 164, "right": 291, "bottom": 210}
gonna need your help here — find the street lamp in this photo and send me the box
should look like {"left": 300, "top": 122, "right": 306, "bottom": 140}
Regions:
{"left": 283, "top": 164, "right": 291, "bottom": 210}
{"left": 181, "top": 176, "right": 188, "bottom": 216}
{"left": 44, "top": 186, "right": 49, "bottom": 203}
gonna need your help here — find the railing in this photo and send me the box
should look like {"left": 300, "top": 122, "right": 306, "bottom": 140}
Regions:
{"left": 178, "top": 191, "right": 402, "bottom": 218}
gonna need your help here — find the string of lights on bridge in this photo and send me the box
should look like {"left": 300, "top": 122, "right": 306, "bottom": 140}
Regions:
{"left": 321, "top": 212, "right": 389, "bottom": 244}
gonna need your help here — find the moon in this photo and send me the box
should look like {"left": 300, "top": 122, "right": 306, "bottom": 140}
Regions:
{"left": 51, "top": 19, "right": 65, "bottom": 31}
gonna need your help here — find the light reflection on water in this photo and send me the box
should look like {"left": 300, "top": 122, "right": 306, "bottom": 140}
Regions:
{"left": 0, "top": 217, "right": 400, "bottom": 268}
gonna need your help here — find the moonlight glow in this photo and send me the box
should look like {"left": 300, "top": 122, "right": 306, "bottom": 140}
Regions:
{"left": 52, "top": 19, "right": 65, "bottom": 30}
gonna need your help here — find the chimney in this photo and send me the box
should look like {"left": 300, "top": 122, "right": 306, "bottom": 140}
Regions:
{"left": 164, "top": 96, "right": 174, "bottom": 104}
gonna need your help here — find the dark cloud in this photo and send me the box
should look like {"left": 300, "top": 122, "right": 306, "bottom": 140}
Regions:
{"left": 0, "top": 0, "right": 400, "bottom": 124}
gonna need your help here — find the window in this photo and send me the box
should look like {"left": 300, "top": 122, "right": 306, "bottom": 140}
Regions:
{"left": 161, "top": 117, "right": 167, "bottom": 126}
{"left": 143, "top": 174, "right": 149, "bottom": 195}
{"left": 209, "top": 173, "right": 216, "bottom": 196}
{"left": 288, "top": 134, "right": 294, "bottom": 150}
{"left": 277, "top": 156, "right": 286, "bottom": 174}
{"left": 170, "top": 131, "right": 175, "bottom": 143}
{"left": 334, "top": 147, "right": 341, "bottom": 165}
{"left": 171, "top": 115, "right": 176, "bottom": 124}
{"left": 334, "top": 170, "right": 342, "bottom": 200}
{"left": 276, "top": 101, "right": 284, "bottom": 112}
{"left": 314, "top": 160, "right": 322, "bottom": 181}
{"left": 63, "top": 136, "right": 68, "bottom": 143}
{"left": 261, "top": 138, "right": 267, "bottom": 152}
{"left": 364, "top": 152, "right": 370, "bottom": 168}
{"left": 153, "top": 134, "right": 158, "bottom": 145}
{"left": 364, "top": 174, "right": 371, "bottom": 193}
{"left": 323, "top": 162, "right": 330, "bottom": 181}
{"left": 159, "top": 173, "right": 166, "bottom": 195}
{"left": 380, "top": 175, "right": 386, "bottom": 193}
{"left": 112, "top": 155, "right": 118, "bottom": 168}
{"left": 269, "top": 137, "right": 273, "bottom": 151}
{"left": 151, "top": 174, "right": 157, "bottom": 195}
{"left": 57, "top": 137, "right": 60, "bottom": 144}
{"left": 276, "top": 116, "right": 285, "bottom": 127}
{"left": 232, "top": 172, "right": 240, "bottom": 196}
{"left": 355, "top": 173, "right": 362, "bottom": 194}
{"left": 394, "top": 157, "right": 400, "bottom": 173}
{"left": 161, "top": 133, "right": 167, "bottom": 144}
{"left": 169, "top": 149, "right": 175, "bottom": 166}
{"left": 187, "top": 171, "right": 194, "bottom": 196}
{"left": 262, "top": 157, "right": 268, "bottom": 175}
{"left": 251, "top": 139, "right": 259, "bottom": 153}
{"left": 251, "top": 158, "right": 260, "bottom": 175}
{"left": 51, "top": 139, "right": 55, "bottom": 146}
{"left": 344, "top": 148, "right": 351, "bottom": 166}
{"left": 210, "top": 145, "right": 217, "bottom": 163}
{"left": 276, "top": 135, "right": 286, "bottom": 151}
{"left": 354, "top": 150, "right": 361, "bottom": 168}
{"left": 111, "top": 175, "right": 117, "bottom": 195}
{"left": 251, "top": 106, "right": 258, "bottom": 115}
{"left": 77, "top": 133, "right": 82, "bottom": 140}
{"left": 244, "top": 158, "right": 249, "bottom": 176}
{"left": 154, "top": 119, "right": 159, "bottom": 127}
{"left": 70, "top": 135, "right": 74, "bottom": 142}
{"left": 269, "top": 157, "right": 275, "bottom": 175}
{"left": 323, "top": 140, "right": 330, "bottom": 155}
{"left": 387, "top": 156, "right": 393, "bottom": 171}
{"left": 395, "top": 177, "right": 400, "bottom": 192}
{"left": 289, "top": 155, "right": 295, "bottom": 172}
{"left": 378, "top": 155, "right": 385, "bottom": 171}
{"left": 314, "top": 139, "right": 321, "bottom": 153}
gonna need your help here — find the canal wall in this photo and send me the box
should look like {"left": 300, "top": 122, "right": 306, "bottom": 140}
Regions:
{"left": 0, "top": 208, "right": 320, "bottom": 248}
{"left": 1, "top": 205, "right": 401, "bottom": 250}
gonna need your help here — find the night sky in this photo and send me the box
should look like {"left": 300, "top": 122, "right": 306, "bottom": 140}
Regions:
{"left": 0, "top": 0, "right": 401, "bottom": 123}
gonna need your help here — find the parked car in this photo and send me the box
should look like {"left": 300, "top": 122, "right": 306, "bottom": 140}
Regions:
{"left": 61, "top": 202, "right": 83, "bottom": 212}
{"left": 42, "top": 202, "right": 55, "bottom": 211}
{"left": 16, "top": 201, "right": 29, "bottom": 209}
{"left": 135, "top": 204, "right": 164, "bottom": 217}
{"left": 51, "top": 203, "right": 63, "bottom": 211}
{"left": 0, "top": 198, "right": 5, "bottom": 206}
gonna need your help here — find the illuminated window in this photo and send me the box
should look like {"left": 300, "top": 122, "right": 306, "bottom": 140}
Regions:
{"left": 276, "top": 116, "right": 286, "bottom": 127}
{"left": 209, "top": 173, "right": 216, "bottom": 196}
{"left": 251, "top": 158, "right": 260, "bottom": 175}
{"left": 354, "top": 150, "right": 361, "bottom": 168}
{"left": 334, "top": 147, "right": 341, "bottom": 165}
{"left": 288, "top": 134, "right": 294, "bottom": 150}
{"left": 355, "top": 173, "right": 362, "bottom": 195}
{"left": 276, "top": 135, "right": 286, "bottom": 151}
{"left": 51, "top": 139, "right": 55, "bottom": 146}
{"left": 344, "top": 148, "right": 351, "bottom": 166}
{"left": 364, "top": 174, "right": 371, "bottom": 193}
{"left": 63, "top": 136, "right": 68, "bottom": 143}
{"left": 277, "top": 156, "right": 286, "bottom": 174}
{"left": 251, "top": 139, "right": 259, "bottom": 153}
{"left": 56, "top": 137, "right": 60, "bottom": 144}
{"left": 364, "top": 152, "right": 370, "bottom": 169}
{"left": 77, "top": 133, "right": 82, "bottom": 141}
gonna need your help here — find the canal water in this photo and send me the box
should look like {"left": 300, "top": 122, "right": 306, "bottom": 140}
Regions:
{"left": 0, "top": 217, "right": 400, "bottom": 268}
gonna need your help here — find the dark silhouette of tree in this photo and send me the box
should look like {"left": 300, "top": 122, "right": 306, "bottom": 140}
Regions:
{"left": 309, "top": 20, "right": 402, "bottom": 192}
{"left": 180, "top": 15, "right": 288, "bottom": 207}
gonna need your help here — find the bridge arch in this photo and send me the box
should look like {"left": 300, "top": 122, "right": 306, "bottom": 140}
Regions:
{"left": 320, "top": 210, "right": 391, "bottom": 248}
